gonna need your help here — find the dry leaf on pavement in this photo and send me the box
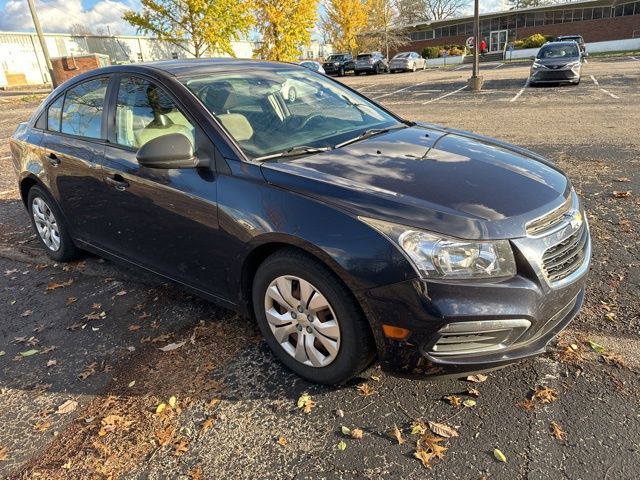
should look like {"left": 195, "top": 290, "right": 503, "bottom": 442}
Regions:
{"left": 356, "top": 383, "right": 375, "bottom": 396}
{"left": 201, "top": 417, "right": 214, "bottom": 433}
{"left": 391, "top": 424, "right": 405, "bottom": 444}
{"left": 297, "top": 393, "right": 316, "bottom": 414}
{"left": 0, "top": 446, "right": 8, "bottom": 461}
{"left": 159, "top": 341, "right": 186, "bottom": 352}
{"left": 444, "top": 395, "right": 462, "bottom": 407}
{"left": 494, "top": 448, "right": 507, "bottom": 462}
{"left": 466, "top": 374, "right": 488, "bottom": 383}
{"left": 276, "top": 436, "right": 287, "bottom": 446}
{"left": 56, "top": 400, "right": 78, "bottom": 414}
{"left": 428, "top": 421, "right": 459, "bottom": 438}
{"left": 550, "top": 421, "right": 567, "bottom": 440}
{"left": 532, "top": 386, "right": 558, "bottom": 404}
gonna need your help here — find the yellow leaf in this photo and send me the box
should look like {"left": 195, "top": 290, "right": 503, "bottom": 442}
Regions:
{"left": 494, "top": 448, "right": 507, "bottom": 462}
{"left": 156, "top": 403, "right": 167, "bottom": 415}
{"left": 168, "top": 396, "right": 177, "bottom": 408}
{"left": 337, "top": 440, "right": 347, "bottom": 450}
{"left": 410, "top": 420, "right": 427, "bottom": 435}
{"left": 297, "top": 393, "right": 316, "bottom": 414}
{"left": 463, "top": 399, "right": 477, "bottom": 407}
{"left": 276, "top": 436, "right": 287, "bottom": 446}
{"left": 341, "top": 425, "right": 351, "bottom": 436}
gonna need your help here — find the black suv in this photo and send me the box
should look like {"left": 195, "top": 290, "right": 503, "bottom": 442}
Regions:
{"left": 355, "top": 52, "right": 389, "bottom": 75}
{"left": 554, "top": 35, "right": 586, "bottom": 54}
{"left": 322, "top": 53, "right": 354, "bottom": 76}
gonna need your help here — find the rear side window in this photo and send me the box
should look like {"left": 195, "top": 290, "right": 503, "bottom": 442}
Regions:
{"left": 47, "top": 95, "right": 63, "bottom": 131}
{"left": 60, "top": 78, "right": 108, "bottom": 139}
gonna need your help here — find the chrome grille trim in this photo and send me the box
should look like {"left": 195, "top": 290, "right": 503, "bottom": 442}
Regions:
{"left": 542, "top": 225, "right": 588, "bottom": 283}
{"left": 526, "top": 195, "right": 572, "bottom": 236}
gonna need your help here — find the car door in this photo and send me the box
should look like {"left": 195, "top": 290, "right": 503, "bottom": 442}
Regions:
{"left": 96, "top": 74, "right": 227, "bottom": 298}
{"left": 39, "top": 77, "right": 110, "bottom": 243}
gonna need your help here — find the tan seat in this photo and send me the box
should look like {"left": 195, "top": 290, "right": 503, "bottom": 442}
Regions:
{"left": 217, "top": 113, "right": 253, "bottom": 141}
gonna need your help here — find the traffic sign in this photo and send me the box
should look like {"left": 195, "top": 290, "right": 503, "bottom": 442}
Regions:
{"left": 466, "top": 36, "right": 475, "bottom": 48}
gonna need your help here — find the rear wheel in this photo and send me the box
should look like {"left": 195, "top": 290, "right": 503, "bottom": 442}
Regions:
{"left": 339, "top": 67, "right": 345, "bottom": 77}
{"left": 287, "top": 86, "right": 297, "bottom": 102}
{"left": 27, "top": 185, "right": 79, "bottom": 262}
{"left": 252, "top": 249, "right": 375, "bottom": 384}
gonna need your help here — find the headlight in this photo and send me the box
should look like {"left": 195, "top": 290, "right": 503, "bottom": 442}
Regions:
{"left": 567, "top": 61, "right": 581, "bottom": 69}
{"left": 361, "top": 218, "right": 517, "bottom": 280}
{"left": 532, "top": 61, "right": 542, "bottom": 69}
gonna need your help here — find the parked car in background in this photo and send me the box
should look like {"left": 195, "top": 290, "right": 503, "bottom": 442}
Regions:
{"left": 355, "top": 52, "right": 389, "bottom": 75}
{"left": 322, "top": 53, "right": 354, "bottom": 76}
{"left": 280, "top": 78, "right": 318, "bottom": 103}
{"left": 299, "top": 60, "right": 325, "bottom": 75}
{"left": 530, "top": 41, "right": 584, "bottom": 86}
{"left": 11, "top": 59, "right": 591, "bottom": 385}
{"left": 554, "top": 34, "right": 586, "bottom": 54}
{"left": 389, "top": 52, "right": 426, "bottom": 73}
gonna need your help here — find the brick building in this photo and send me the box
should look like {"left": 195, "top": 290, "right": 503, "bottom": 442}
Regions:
{"left": 404, "top": 0, "right": 640, "bottom": 54}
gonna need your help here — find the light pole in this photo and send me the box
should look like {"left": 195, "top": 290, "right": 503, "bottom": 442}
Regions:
{"left": 468, "top": 0, "right": 483, "bottom": 91}
{"left": 26, "top": 0, "right": 57, "bottom": 88}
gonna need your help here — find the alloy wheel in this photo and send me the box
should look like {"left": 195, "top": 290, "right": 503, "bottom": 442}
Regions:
{"left": 263, "top": 275, "right": 340, "bottom": 367}
{"left": 32, "top": 196, "right": 61, "bottom": 251}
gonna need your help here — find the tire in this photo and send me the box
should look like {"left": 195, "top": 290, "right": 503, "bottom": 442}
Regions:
{"left": 27, "top": 185, "right": 79, "bottom": 262}
{"left": 252, "top": 248, "right": 375, "bottom": 385}
{"left": 339, "top": 67, "right": 345, "bottom": 77}
{"left": 412, "top": 63, "right": 417, "bottom": 72}
{"left": 375, "top": 64, "right": 380, "bottom": 74}
{"left": 287, "top": 86, "right": 297, "bottom": 102}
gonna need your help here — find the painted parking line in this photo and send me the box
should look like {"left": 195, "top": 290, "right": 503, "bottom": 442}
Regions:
{"left": 510, "top": 79, "right": 529, "bottom": 102}
{"left": 371, "top": 81, "right": 428, "bottom": 100}
{"left": 492, "top": 63, "right": 505, "bottom": 69}
{"left": 630, "top": 56, "right": 640, "bottom": 62}
{"left": 454, "top": 64, "right": 469, "bottom": 71}
{"left": 600, "top": 88, "right": 620, "bottom": 99}
{"left": 590, "top": 75, "right": 599, "bottom": 86}
{"left": 422, "top": 85, "right": 467, "bottom": 104}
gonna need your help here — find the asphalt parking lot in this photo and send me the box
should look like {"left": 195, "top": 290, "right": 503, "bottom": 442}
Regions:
{"left": 1, "top": 56, "right": 639, "bottom": 479}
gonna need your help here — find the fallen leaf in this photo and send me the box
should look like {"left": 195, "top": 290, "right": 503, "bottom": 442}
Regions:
{"left": 493, "top": 448, "right": 507, "bottom": 463}
{"left": 414, "top": 434, "right": 448, "bottom": 468}
{"left": 276, "top": 436, "right": 287, "bottom": 446}
{"left": 588, "top": 341, "right": 606, "bottom": 354}
{"left": 410, "top": 420, "right": 427, "bottom": 435}
{"left": 156, "top": 403, "right": 167, "bottom": 415}
{"left": 532, "top": 386, "right": 558, "bottom": 404}
{"left": 334, "top": 408, "right": 344, "bottom": 418}
{"left": 466, "top": 374, "right": 488, "bottom": 383}
{"left": 78, "top": 362, "right": 97, "bottom": 380}
{"left": 34, "top": 418, "right": 52, "bottom": 432}
{"left": 356, "top": 383, "right": 375, "bottom": 396}
{"left": 463, "top": 399, "right": 477, "bottom": 407}
{"left": 56, "top": 400, "right": 78, "bottom": 414}
{"left": 467, "top": 387, "right": 480, "bottom": 397}
{"left": 128, "top": 324, "right": 142, "bottom": 331}
{"left": 46, "top": 359, "right": 57, "bottom": 368}
{"left": 128, "top": 380, "right": 136, "bottom": 388}
{"left": 168, "top": 396, "right": 177, "bottom": 408}
{"left": 297, "top": 393, "right": 315, "bottom": 414}
{"left": 20, "top": 349, "right": 39, "bottom": 357}
{"left": 66, "top": 297, "right": 77, "bottom": 305}
{"left": 351, "top": 428, "right": 364, "bottom": 439}
{"left": 428, "top": 421, "right": 459, "bottom": 438}
{"left": 21, "top": 309, "right": 33, "bottom": 317}
{"left": 46, "top": 279, "right": 73, "bottom": 291}
{"left": 601, "top": 351, "right": 626, "bottom": 368}
{"left": 341, "top": 425, "right": 351, "bottom": 436}
{"left": 155, "top": 425, "right": 175, "bottom": 447}
{"left": 201, "top": 417, "right": 214, "bottom": 433}
{"left": 371, "top": 375, "right": 381, "bottom": 382}
{"left": 391, "top": 424, "right": 405, "bottom": 444}
{"left": 173, "top": 438, "right": 189, "bottom": 456}
{"left": 612, "top": 190, "right": 631, "bottom": 198}
{"left": 444, "top": 395, "right": 462, "bottom": 407}
{"left": 115, "top": 290, "right": 127, "bottom": 296}
{"left": 519, "top": 399, "right": 537, "bottom": 411}
{"left": 0, "top": 351, "right": 5, "bottom": 357}
{"left": 0, "top": 446, "right": 8, "bottom": 461}
{"left": 414, "top": 448, "right": 434, "bottom": 468}
{"left": 550, "top": 421, "right": 567, "bottom": 440}
{"left": 159, "top": 341, "right": 186, "bottom": 352}
{"left": 187, "top": 466, "right": 204, "bottom": 480}
{"left": 337, "top": 440, "right": 347, "bottom": 451}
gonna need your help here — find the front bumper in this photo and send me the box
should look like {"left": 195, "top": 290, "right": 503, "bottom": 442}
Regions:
{"left": 530, "top": 67, "right": 580, "bottom": 83}
{"left": 358, "top": 216, "right": 591, "bottom": 377}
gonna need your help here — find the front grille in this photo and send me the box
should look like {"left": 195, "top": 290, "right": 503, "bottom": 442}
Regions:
{"left": 526, "top": 196, "right": 572, "bottom": 236}
{"left": 542, "top": 225, "right": 588, "bottom": 282}
{"left": 537, "top": 70, "right": 575, "bottom": 80}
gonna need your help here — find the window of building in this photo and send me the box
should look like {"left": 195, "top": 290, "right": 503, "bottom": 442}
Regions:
{"left": 60, "top": 78, "right": 108, "bottom": 139}
{"left": 583, "top": 8, "right": 593, "bottom": 20}
{"left": 435, "top": 28, "right": 442, "bottom": 39}
{"left": 115, "top": 76, "right": 195, "bottom": 150}
{"left": 534, "top": 12, "right": 545, "bottom": 26}
{"left": 46, "top": 95, "right": 63, "bottom": 132}
{"left": 603, "top": 6, "right": 612, "bottom": 17}
{"left": 623, "top": 2, "right": 635, "bottom": 15}
{"left": 554, "top": 10, "right": 564, "bottom": 23}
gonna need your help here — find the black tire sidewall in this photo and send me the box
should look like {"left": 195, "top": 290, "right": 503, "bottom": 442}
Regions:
{"left": 27, "top": 185, "right": 78, "bottom": 262}
{"left": 252, "top": 250, "right": 374, "bottom": 385}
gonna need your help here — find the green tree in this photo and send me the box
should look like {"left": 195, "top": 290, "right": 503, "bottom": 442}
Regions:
{"left": 123, "top": 0, "right": 254, "bottom": 58}
{"left": 254, "top": 0, "right": 318, "bottom": 61}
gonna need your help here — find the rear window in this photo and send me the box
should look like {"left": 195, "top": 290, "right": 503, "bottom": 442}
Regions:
{"left": 357, "top": 54, "right": 372, "bottom": 59}
{"left": 46, "top": 95, "right": 63, "bottom": 131}
{"left": 393, "top": 53, "right": 410, "bottom": 59}
{"left": 327, "top": 55, "right": 345, "bottom": 61}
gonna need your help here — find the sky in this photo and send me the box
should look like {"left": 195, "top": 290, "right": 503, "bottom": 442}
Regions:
{"left": 0, "top": 0, "right": 508, "bottom": 36}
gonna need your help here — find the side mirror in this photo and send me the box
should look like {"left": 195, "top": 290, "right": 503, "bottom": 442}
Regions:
{"left": 136, "top": 133, "right": 208, "bottom": 169}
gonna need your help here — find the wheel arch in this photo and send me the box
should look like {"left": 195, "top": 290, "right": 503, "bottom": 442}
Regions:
{"left": 19, "top": 174, "right": 44, "bottom": 207}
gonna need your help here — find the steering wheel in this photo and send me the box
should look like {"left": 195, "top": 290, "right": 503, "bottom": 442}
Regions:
{"left": 297, "top": 113, "right": 325, "bottom": 130}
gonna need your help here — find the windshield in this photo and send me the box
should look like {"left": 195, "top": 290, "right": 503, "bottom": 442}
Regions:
{"left": 538, "top": 44, "right": 579, "bottom": 59}
{"left": 357, "top": 54, "right": 372, "bottom": 59}
{"left": 183, "top": 68, "right": 400, "bottom": 159}
{"left": 326, "top": 55, "right": 345, "bottom": 62}
{"left": 393, "top": 53, "right": 410, "bottom": 59}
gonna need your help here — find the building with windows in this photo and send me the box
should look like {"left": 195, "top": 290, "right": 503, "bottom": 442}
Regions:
{"left": 405, "top": 0, "right": 640, "bottom": 54}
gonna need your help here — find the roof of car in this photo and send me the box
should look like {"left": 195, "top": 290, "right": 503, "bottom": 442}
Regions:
{"left": 542, "top": 41, "right": 581, "bottom": 47}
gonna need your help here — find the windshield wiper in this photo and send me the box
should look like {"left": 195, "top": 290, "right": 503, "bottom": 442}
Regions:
{"left": 334, "top": 124, "right": 407, "bottom": 149}
{"left": 255, "top": 145, "right": 331, "bottom": 162}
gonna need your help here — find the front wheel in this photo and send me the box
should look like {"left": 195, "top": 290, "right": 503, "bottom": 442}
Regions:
{"left": 252, "top": 249, "right": 375, "bottom": 384}
{"left": 339, "top": 67, "right": 345, "bottom": 77}
{"left": 27, "top": 185, "right": 79, "bottom": 262}
{"left": 287, "top": 86, "right": 297, "bottom": 102}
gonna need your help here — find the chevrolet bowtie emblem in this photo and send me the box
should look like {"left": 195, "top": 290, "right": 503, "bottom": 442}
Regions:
{"left": 569, "top": 210, "right": 583, "bottom": 230}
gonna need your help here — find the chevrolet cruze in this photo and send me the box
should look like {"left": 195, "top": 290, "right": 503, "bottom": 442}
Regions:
{"left": 10, "top": 59, "right": 591, "bottom": 384}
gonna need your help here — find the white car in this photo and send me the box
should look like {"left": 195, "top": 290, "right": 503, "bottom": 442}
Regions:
{"left": 389, "top": 52, "right": 426, "bottom": 73}
{"left": 280, "top": 78, "right": 319, "bottom": 103}
{"left": 298, "top": 61, "right": 326, "bottom": 75}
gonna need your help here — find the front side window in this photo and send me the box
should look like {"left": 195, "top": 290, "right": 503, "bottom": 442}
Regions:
{"left": 184, "top": 68, "right": 399, "bottom": 159}
{"left": 47, "top": 95, "right": 63, "bottom": 132}
{"left": 60, "top": 78, "right": 108, "bottom": 138}
{"left": 115, "top": 76, "right": 195, "bottom": 149}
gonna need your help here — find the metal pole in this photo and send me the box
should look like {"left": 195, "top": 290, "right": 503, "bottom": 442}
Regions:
{"left": 468, "top": 0, "right": 483, "bottom": 91}
{"left": 26, "top": 0, "right": 57, "bottom": 88}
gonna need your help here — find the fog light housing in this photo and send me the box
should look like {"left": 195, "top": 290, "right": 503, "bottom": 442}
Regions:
{"left": 427, "top": 319, "right": 531, "bottom": 357}
{"left": 382, "top": 324, "right": 411, "bottom": 340}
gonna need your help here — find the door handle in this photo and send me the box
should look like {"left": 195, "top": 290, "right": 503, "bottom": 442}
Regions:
{"left": 105, "top": 175, "right": 129, "bottom": 191}
{"left": 46, "top": 152, "right": 60, "bottom": 167}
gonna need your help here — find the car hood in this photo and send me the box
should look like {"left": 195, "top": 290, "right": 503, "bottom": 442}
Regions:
{"left": 260, "top": 125, "right": 570, "bottom": 240}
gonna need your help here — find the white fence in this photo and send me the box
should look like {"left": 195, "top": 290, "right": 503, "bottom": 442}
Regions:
{"left": 505, "top": 37, "right": 640, "bottom": 60}
{"left": 425, "top": 55, "right": 464, "bottom": 67}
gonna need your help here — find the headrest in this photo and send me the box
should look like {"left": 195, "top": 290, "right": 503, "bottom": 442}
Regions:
{"left": 217, "top": 113, "right": 253, "bottom": 141}
{"left": 203, "top": 82, "right": 237, "bottom": 114}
